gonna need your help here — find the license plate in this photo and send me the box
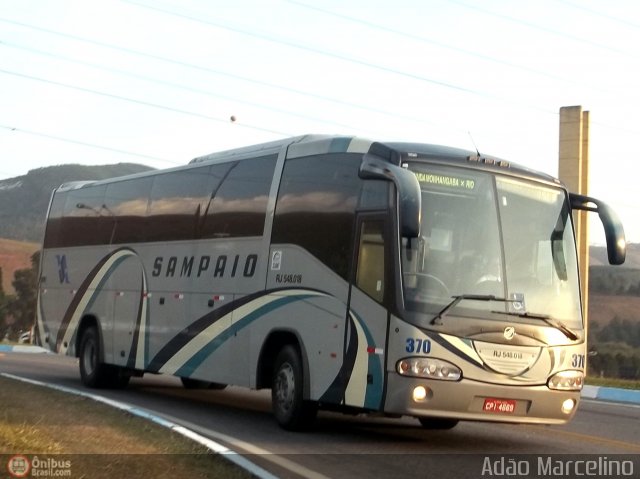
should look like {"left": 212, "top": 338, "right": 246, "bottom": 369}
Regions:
{"left": 483, "top": 398, "right": 516, "bottom": 414}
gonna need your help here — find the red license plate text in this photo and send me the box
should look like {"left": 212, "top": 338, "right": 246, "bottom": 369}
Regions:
{"left": 483, "top": 398, "right": 516, "bottom": 414}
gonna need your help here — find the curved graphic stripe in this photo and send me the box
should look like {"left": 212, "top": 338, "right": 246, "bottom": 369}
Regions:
{"left": 150, "top": 288, "right": 328, "bottom": 375}
{"left": 319, "top": 310, "right": 384, "bottom": 410}
{"left": 431, "top": 333, "right": 486, "bottom": 372}
{"left": 57, "top": 248, "right": 139, "bottom": 354}
{"left": 319, "top": 317, "right": 358, "bottom": 404}
{"left": 172, "top": 293, "right": 318, "bottom": 377}
{"left": 36, "top": 291, "right": 51, "bottom": 350}
{"left": 146, "top": 289, "right": 268, "bottom": 372}
{"left": 345, "top": 310, "right": 383, "bottom": 410}
{"left": 440, "top": 333, "right": 483, "bottom": 365}
{"left": 127, "top": 272, "right": 150, "bottom": 370}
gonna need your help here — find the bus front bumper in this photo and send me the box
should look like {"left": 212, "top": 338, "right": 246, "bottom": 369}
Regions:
{"left": 384, "top": 373, "right": 581, "bottom": 425}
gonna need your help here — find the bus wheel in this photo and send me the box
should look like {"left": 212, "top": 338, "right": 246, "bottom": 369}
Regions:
{"left": 79, "top": 327, "right": 129, "bottom": 389}
{"left": 79, "top": 327, "right": 107, "bottom": 388}
{"left": 181, "top": 377, "right": 227, "bottom": 390}
{"left": 418, "top": 417, "right": 459, "bottom": 430}
{"left": 272, "top": 345, "right": 317, "bottom": 431}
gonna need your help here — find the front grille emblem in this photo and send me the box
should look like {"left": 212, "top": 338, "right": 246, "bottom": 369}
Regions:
{"left": 503, "top": 326, "right": 516, "bottom": 340}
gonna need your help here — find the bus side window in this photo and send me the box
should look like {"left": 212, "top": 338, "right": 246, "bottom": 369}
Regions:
{"left": 103, "top": 177, "right": 153, "bottom": 244}
{"left": 272, "top": 153, "right": 362, "bottom": 280}
{"left": 147, "top": 166, "right": 215, "bottom": 242}
{"left": 43, "top": 193, "right": 66, "bottom": 248}
{"left": 356, "top": 220, "right": 386, "bottom": 303}
{"left": 202, "top": 156, "right": 277, "bottom": 238}
{"left": 63, "top": 185, "right": 108, "bottom": 246}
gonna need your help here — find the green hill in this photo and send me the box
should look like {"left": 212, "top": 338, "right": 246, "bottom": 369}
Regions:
{"left": 0, "top": 163, "right": 153, "bottom": 242}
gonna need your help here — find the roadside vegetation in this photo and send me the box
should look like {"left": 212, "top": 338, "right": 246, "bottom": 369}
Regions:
{"left": 0, "top": 375, "right": 252, "bottom": 478}
{"left": 584, "top": 377, "right": 640, "bottom": 390}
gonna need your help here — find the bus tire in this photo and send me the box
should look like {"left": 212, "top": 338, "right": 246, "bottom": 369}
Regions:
{"left": 272, "top": 345, "right": 317, "bottom": 431}
{"left": 418, "top": 417, "right": 459, "bottom": 430}
{"left": 181, "top": 377, "right": 227, "bottom": 390}
{"left": 79, "top": 327, "right": 129, "bottom": 389}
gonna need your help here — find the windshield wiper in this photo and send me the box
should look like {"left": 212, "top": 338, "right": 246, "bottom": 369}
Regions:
{"left": 431, "top": 294, "right": 510, "bottom": 325}
{"left": 491, "top": 310, "right": 580, "bottom": 341}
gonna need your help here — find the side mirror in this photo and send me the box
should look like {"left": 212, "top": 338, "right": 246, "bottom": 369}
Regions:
{"left": 360, "top": 153, "right": 421, "bottom": 238}
{"left": 569, "top": 193, "right": 626, "bottom": 265}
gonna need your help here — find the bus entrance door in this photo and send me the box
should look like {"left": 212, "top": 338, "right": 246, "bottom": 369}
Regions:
{"left": 343, "top": 215, "right": 389, "bottom": 411}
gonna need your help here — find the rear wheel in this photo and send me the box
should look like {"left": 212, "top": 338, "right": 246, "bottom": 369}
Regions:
{"left": 78, "top": 327, "right": 129, "bottom": 389}
{"left": 418, "top": 417, "right": 459, "bottom": 430}
{"left": 272, "top": 345, "right": 317, "bottom": 431}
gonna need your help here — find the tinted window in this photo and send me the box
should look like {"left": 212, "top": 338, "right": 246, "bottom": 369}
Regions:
{"left": 201, "top": 156, "right": 277, "bottom": 238}
{"left": 103, "top": 177, "right": 153, "bottom": 244}
{"left": 43, "top": 192, "right": 66, "bottom": 248}
{"left": 62, "top": 185, "right": 108, "bottom": 246}
{"left": 356, "top": 220, "right": 386, "bottom": 302}
{"left": 272, "top": 153, "right": 362, "bottom": 279}
{"left": 147, "top": 166, "right": 222, "bottom": 242}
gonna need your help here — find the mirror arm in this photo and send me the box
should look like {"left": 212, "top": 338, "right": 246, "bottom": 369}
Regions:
{"left": 359, "top": 153, "right": 421, "bottom": 238}
{"left": 569, "top": 192, "right": 626, "bottom": 265}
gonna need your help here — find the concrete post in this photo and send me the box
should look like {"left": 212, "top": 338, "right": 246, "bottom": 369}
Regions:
{"left": 558, "top": 105, "right": 590, "bottom": 340}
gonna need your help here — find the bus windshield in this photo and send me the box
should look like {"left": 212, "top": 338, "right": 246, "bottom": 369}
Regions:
{"left": 402, "top": 165, "right": 582, "bottom": 329}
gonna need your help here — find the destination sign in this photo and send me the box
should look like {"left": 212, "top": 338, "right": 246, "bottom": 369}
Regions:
{"left": 414, "top": 172, "right": 476, "bottom": 191}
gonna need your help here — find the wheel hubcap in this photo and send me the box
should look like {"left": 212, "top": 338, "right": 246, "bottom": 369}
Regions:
{"left": 275, "top": 363, "right": 295, "bottom": 412}
{"left": 83, "top": 341, "right": 96, "bottom": 375}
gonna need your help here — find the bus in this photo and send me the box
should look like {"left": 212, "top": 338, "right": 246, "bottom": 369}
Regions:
{"left": 36, "top": 134, "right": 625, "bottom": 430}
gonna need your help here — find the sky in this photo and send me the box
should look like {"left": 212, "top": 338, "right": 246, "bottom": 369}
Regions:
{"left": 1, "top": 0, "right": 640, "bottom": 244}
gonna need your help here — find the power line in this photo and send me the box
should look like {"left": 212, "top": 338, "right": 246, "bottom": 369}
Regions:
{"left": 285, "top": 0, "right": 609, "bottom": 93}
{"left": 121, "top": 0, "right": 560, "bottom": 116}
{"left": 0, "top": 68, "right": 292, "bottom": 137}
{"left": 122, "top": 0, "right": 490, "bottom": 97}
{"left": 0, "top": 124, "right": 179, "bottom": 165}
{"left": 0, "top": 39, "right": 385, "bottom": 136}
{"left": 554, "top": 0, "right": 640, "bottom": 31}
{"left": 0, "top": 16, "right": 469, "bottom": 133}
{"left": 447, "top": 0, "right": 638, "bottom": 58}
{"left": 6, "top": 5, "right": 637, "bottom": 141}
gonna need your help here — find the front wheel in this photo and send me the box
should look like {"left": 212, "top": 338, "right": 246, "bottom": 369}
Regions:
{"left": 272, "top": 345, "right": 317, "bottom": 431}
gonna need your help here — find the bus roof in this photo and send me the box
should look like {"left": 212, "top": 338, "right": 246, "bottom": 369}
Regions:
{"left": 56, "top": 134, "right": 562, "bottom": 192}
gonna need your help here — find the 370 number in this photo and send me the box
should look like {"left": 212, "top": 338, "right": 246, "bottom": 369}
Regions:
{"left": 572, "top": 353, "right": 585, "bottom": 368}
{"left": 406, "top": 338, "right": 431, "bottom": 354}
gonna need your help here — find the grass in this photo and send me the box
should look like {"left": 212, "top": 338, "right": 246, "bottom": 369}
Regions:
{"left": 0, "top": 376, "right": 253, "bottom": 478}
{"left": 585, "top": 376, "right": 640, "bottom": 390}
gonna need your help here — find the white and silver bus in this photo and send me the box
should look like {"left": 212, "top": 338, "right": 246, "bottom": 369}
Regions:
{"left": 36, "top": 135, "right": 625, "bottom": 430}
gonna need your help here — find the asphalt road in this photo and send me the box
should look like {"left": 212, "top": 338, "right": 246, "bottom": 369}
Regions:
{"left": 1, "top": 352, "right": 639, "bottom": 478}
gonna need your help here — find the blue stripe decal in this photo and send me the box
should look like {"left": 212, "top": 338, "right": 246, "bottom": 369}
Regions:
{"left": 175, "top": 294, "right": 315, "bottom": 377}
{"left": 350, "top": 310, "right": 384, "bottom": 410}
{"left": 432, "top": 333, "right": 486, "bottom": 372}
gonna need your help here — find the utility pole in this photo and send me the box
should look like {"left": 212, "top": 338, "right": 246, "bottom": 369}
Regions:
{"left": 558, "top": 105, "right": 590, "bottom": 331}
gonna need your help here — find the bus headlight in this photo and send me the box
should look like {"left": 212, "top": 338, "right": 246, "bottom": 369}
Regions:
{"left": 547, "top": 370, "right": 584, "bottom": 391}
{"left": 397, "top": 358, "right": 462, "bottom": 381}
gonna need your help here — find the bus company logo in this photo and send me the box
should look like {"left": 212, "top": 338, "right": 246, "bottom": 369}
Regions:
{"left": 7, "top": 455, "right": 31, "bottom": 478}
{"left": 56, "top": 254, "right": 70, "bottom": 284}
{"left": 503, "top": 326, "right": 516, "bottom": 340}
